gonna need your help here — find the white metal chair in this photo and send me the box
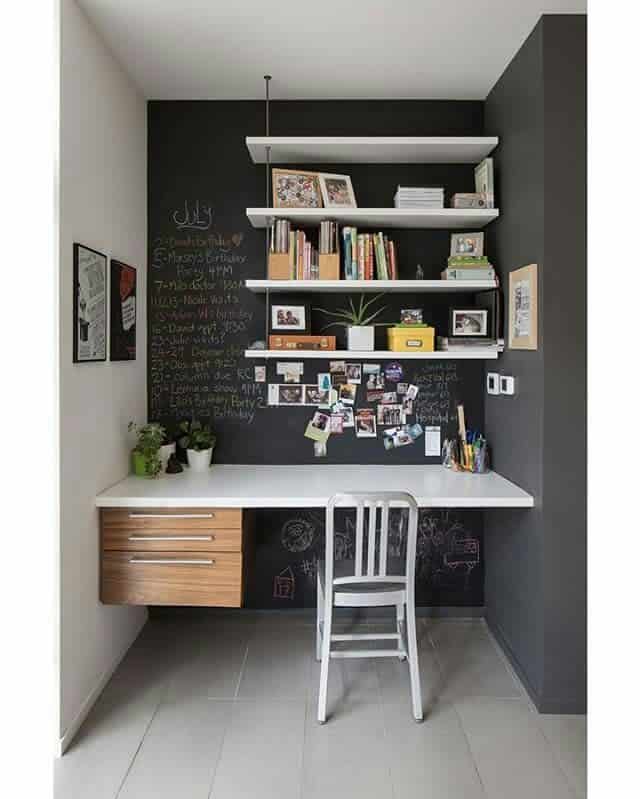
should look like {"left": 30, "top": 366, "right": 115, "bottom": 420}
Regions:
{"left": 316, "top": 491, "right": 423, "bottom": 723}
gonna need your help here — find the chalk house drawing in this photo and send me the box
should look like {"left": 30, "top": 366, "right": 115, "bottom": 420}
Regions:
{"left": 273, "top": 566, "right": 295, "bottom": 600}
{"left": 280, "top": 518, "right": 315, "bottom": 553}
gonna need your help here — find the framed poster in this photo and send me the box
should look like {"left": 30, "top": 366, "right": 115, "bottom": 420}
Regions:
{"left": 73, "top": 243, "right": 107, "bottom": 363}
{"left": 508, "top": 263, "right": 538, "bottom": 350}
{"left": 109, "top": 259, "right": 137, "bottom": 361}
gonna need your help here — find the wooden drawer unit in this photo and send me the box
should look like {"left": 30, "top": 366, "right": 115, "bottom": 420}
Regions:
{"left": 100, "top": 507, "right": 251, "bottom": 607}
{"left": 101, "top": 551, "right": 243, "bottom": 607}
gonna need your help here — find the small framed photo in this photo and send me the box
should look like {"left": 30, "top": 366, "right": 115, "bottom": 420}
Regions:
{"left": 318, "top": 173, "right": 357, "bottom": 208}
{"left": 509, "top": 263, "right": 538, "bottom": 350}
{"left": 272, "top": 169, "right": 322, "bottom": 208}
{"left": 450, "top": 232, "right": 484, "bottom": 257}
{"left": 450, "top": 308, "right": 489, "bottom": 337}
{"left": 270, "top": 303, "right": 308, "bottom": 332}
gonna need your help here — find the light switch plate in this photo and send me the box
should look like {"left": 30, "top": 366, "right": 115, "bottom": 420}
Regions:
{"left": 500, "top": 375, "right": 516, "bottom": 395}
{"left": 487, "top": 372, "right": 500, "bottom": 395}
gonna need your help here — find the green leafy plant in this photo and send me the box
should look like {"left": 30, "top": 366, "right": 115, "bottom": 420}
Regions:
{"left": 314, "top": 294, "right": 388, "bottom": 330}
{"left": 128, "top": 421, "right": 166, "bottom": 477}
{"left": 178, "top": 419, "right": 216, "bottom": 452}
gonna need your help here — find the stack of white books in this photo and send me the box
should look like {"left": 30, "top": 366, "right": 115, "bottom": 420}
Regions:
{"left": 394, "top": 186, "right": 444, "bottom": 209}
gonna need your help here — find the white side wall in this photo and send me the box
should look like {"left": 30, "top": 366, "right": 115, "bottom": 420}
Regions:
{"left": 58, "top": 0, "right": 147, "bottom": 749}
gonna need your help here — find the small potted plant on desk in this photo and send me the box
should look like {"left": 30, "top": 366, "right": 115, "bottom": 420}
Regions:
{"left": 315, "top": 294, "right": 387, "bottom": 351}
{"left": 178, "top": 419, "right": 216, "bottom": 472}
{"left": 128, "top": 422, "right": 166, "bottom": 478}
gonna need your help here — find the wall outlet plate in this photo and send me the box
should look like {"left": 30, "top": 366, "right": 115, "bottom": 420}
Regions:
{"left": 487, "top": 372, "right": 500, "bottom": 395}
{"left": 500, "top": 375, "right": 516, "bottom": 395}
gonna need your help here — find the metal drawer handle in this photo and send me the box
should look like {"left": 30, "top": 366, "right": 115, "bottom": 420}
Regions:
{"left": 128, "top": 512, "right": 215, "bottom": 519}
{"left": 129, "top": 557, "right": 215, "bottom": 565}
{"left": 127, "top": 535, "right": 214, "bottom": 542}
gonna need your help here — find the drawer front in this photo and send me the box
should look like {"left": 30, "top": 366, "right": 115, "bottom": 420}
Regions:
{"left": 101, "top": 551, "right": 243, "bottom": 607}
{"left": 102, "top": 508, "right": 242, "bottom": 531}
{"left": 102, "top": 525, "right": 242, "bottom": 553}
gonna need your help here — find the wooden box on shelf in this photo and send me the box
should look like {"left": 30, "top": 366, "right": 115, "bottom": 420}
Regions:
{"left": 268, "top": 252, "right": 291, "bottom": 280}
{"left": 319, "top": 253, "right": 340, "bottom": 280}
{"left": 268, "top": 334, "right": 336, "bottom": 351}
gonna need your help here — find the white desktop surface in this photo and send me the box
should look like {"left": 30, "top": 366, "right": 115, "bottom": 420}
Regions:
{"left": 96, "top": 465, "right": 533, "bottom": 509}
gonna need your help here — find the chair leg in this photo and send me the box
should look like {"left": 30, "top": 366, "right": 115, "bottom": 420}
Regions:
{"left": 406, "top": 600, "right": 423, "bottom": 722}
{"left": 396, "top": 603, "right": 406, "bottom": 660}
{"left": 316, "top": 572, "right": 323, "bottom": 662}
{"left": 317, "top": 597, "right": 333, "bottom": 724}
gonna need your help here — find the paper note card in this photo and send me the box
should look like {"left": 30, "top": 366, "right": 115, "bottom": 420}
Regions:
{"left": 424, "top": 426, "right": 441, "bottom": 457}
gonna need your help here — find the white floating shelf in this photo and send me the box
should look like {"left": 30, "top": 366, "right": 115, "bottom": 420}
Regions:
{"left": 245, "top": 279, "right": 497, "bottom": 294}
{"left": 244, "top": 349, "right": 499, "bottom": 361}
{"left": 246, "top": 136, "right": 498, "bottom": 164}
{"left": 247, "top": 207, "right": 499, "bottom": 230}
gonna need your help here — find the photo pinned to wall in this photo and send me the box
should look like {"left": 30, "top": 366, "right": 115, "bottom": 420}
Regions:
{"left": 317, "top": 372, "right": 332, "bottom": 392}
{"left": 338, "top": 383, "right": 357, "bottom": 405}
{"left": 333, "top": 402, "right": 355, "bottom": 428}
{"left": 402, "top": 397, "right": 414, "bottom": 415}
{"left": 384, "top": 361, "right": 404, "bottom": 383}
{"left": 271, "top": 304, "right": 308, "bottom": 332}
{"left": 318, "top": 173, "right": 357, "bottom": 208}
{"left": 355, "top": 409, "right": 377, "bottom": 438}
{"left": 305, "top": 411, "right": 331, "bottom": 442}
{"left": 383, "top": 423, "right": 423, "bottom": 450}
{"left": 509, "top": 263, "right": 538, "bottom": 350}
{"left": 329, "top": 360, "right": 347, "bottom": 386}
{"left": 450, "top": 308, "right": 489, "bottom": 337}
{"left": 377, "top": 404, "right": 406, "bottom": 427}
{"left": 397, "top": 383, "right": 408, "bottom": 395}
{"left": 381, "top": 391, "right": 398, "bottom": 404}
{"left": 304, "top": 385, "right": 335, "bottom": 408}
{"left": 406, "top": 384, "right": 419, "bottom": 401}
{"left": 329, "top": 414, "right": 344, "bottom": 434}
{"left": 73, "top": 243, "right": 107, "bottom": 363}
{"left": 450, "top": 231, "right": 484, "bottom": 257}
{"left": 254, "top": 365, "right": 266, "bottom": 382}
{"left": 314, "top": 441, "right": 327, "bottom": 457}
{"left": 277, "top": 361, "right": 304, "bottom": 383}
{"left": 278, "top": 384, "right": 304, "bottom": 405}
{"left": 109, "top": 259, "right": 136, "bottom": 361}
{"left": 364, "top": 363, "right": 384, "bottom": 390}
{"left": 272, "top": 169, "right": 322, "bottom": 209}
{"left": 346, "top": 363, "right": 362, "bottom": 384}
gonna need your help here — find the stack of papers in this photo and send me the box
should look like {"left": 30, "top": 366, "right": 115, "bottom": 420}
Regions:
{"left": 394, "top": 186, "right": 444, "bottom": 209}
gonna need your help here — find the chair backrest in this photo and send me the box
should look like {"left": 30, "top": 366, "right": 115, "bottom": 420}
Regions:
{"left": 325, "top": 492, "right": 419, "bottom": 592}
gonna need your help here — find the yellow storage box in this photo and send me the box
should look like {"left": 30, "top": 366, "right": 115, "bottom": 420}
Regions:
{"left": 387, "top": 325, "right": 435, "bottom": 352}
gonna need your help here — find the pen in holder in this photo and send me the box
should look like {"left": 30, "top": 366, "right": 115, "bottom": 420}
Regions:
{"left": 441, "top": 404, "right": 490, "bottom": 473}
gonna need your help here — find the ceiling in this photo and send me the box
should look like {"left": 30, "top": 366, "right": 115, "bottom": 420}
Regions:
{"left": 77, "top": 0, "right": 586, "bottom": 100}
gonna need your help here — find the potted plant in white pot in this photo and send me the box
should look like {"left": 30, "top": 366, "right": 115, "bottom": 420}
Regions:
{"left": 128, "top": 422, "right": 166, "bottom": 478}
{"left": 178, "top": 419, "right": 216, "bottom": 472}
{"left": 315, "top": 294, "right": 387, "bottom": 351}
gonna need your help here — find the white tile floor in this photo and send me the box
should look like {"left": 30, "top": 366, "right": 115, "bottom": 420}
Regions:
{"left": 55, "top": 614, "right": 586, "bottom": 799}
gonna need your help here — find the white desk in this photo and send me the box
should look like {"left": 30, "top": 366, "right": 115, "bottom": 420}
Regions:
{"left": 96, "top": 465, "right": 533, "bottom": 509}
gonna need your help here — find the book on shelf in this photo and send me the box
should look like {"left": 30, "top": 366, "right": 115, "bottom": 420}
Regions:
{"left": 442, "top": 267, "right": 496, "bottom": 281}
{"left": 438, "top": 337, "right": 504, "bottom": 352}
{"left": 447, "top": 255, "right": 490, "bottom": 266}
{"left": 394, "top": 186, "right": 444, "bottom": 209}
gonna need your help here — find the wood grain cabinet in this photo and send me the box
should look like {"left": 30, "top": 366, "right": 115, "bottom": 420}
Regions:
{"left": 100, "top": 508, "right": 252, "bottom": 607}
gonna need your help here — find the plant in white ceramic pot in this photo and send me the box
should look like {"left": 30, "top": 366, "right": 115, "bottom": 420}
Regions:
{"left": 314, "top": 294, "right": 387, "bottom": 351}
{"left": 178, "top": 419, "right": 216, "bottom": 472}
{"left": 128, "top": 422, "right": 166, "bottom": 478}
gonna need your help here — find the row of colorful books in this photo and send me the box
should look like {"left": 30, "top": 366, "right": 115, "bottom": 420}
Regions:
{"left": 287, "top": 229, "right": 319, "bottom": 280}
{"left": 342, "top": 228, "right": 398, "bottom": 280}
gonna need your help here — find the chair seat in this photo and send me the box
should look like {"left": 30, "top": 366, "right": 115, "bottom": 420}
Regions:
{"left": 319, "top": 559, "right": 406, "bottom": 593}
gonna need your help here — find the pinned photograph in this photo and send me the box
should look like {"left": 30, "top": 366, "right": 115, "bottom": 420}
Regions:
{"left": 338, "top": 383, "right": 357, "bottom": 405}
{"left": 346, "top": 363, "right": 362, "bottom": 384}
{"left": 332, "top": 402, "right": 355, "bottom": 428}
{"left": 355, "top": 409, "right": 377, "bottom": 438}
{"left": 450, "top": 232, "right": 484, "bottom": 257}
{"left": 330, "top": 360, "right": 347, "bottom": 385}
{"left": 384, "top": 361, "right": 404, "bottom": 382}
{"left": 330, "top": 414, "right": 344, "bottom": 434}
{"left": 254, "top": 365, "right": 266, "bottom": 383}
{"left": 304, "top": 385, "right": 333, "bottom": 407}
{"left": 364, "top": 363, "right": 384, "bottom": 390}
{"left": 278, "top": 362, "right": 304, "bottom": 383}
{"left": 400, "top": 309, "right": 423, "bottom": 325}
{"left": 271, "top": 304, "right": 307, "bottom": 332}
{"left": 367, "top": 389, "right": 384, "bottom": 403}
{"left": 318, "top": 173, "right": 357, "bottom": 208}
{"left": 305, "top": 411, "right": 331, "bottom": 443}
{"left": 406, "top": 384, "right": 419, "bottom": 400}
{"left": 377, "top": 404, "right": 405, "bottom": 427}
{"left": 402, "top": 398, "right": 414, "bottom": 415}
{"left": 314, "top": 441, "right": 328, "bottom": 457}
{"left": 450, "top": 308, "right": 489, "bottom": 337}
{"left": 381, "top": 391, "right": 398, "bottom": 404}
{"left": 397, "top": 383, "right": 408, "bottom": 395}
{"left": 318, "top": 372, "right": 332, "bottom": 392}
{"left": 278, "top": 384, "right": 304, "bottom": 405}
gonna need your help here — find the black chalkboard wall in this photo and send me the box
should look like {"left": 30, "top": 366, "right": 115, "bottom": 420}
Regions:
{"left": 148, "top": 99, "right": 487, "bottom": 606}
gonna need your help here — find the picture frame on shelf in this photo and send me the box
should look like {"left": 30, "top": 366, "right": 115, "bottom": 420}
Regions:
{"left": 450, "top": 231, "right": 484, "bottom": 257}
{"left": 109, "top": 259, "right": 136, "bottom": 361}
{"left": 272, "top": 169, "right": 322, "bottom": 208}
{"left": 450, "top": 307, "right": 489, "bottom": 338}
{"left": 318, "top": 173, "right": 357, "bottom": 208}
{"left": 73, "top": 242, "right": 107, "bottom": 363}
{"left": 508, "top": 263, "right": 538, "bottom": 350}
{"left": 474, "top": 157, "right": 494, "bottom": 208}
{"left": 270, "top": 303, "right": 309, "bottom": 333}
